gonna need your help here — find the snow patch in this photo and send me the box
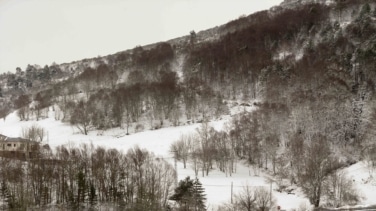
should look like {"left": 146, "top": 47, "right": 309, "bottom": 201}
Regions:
{"left": 172, "top": 54, "right": 186, "bottom": 81}
{"left": 295, "top": 49, "right": 304, "bottom": 61}
{"left": 273, "top": 49, "right": 304, "bottom": 61}
{"left": 274, "top": 51, "right": 292, "bottom": 60}
{"left": 343, "top": 161, "right": 376, "bottom": 205}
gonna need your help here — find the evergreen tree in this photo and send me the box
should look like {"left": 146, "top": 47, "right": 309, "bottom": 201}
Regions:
{"left": 169, "top": 177, "right": 206, "bottom": 210}
{"left": 192, "top": 178, "right": 206, "bottom": 211}
{"left": 169, "top": 177, "right": 193, "bottom": 209}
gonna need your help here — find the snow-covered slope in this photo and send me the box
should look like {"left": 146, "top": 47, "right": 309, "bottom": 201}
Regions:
{"left": 2, "top": 107, "right": 376, "bottom": 210}
{"left": 0, "top": 107, "right": 312, "bottom": 210}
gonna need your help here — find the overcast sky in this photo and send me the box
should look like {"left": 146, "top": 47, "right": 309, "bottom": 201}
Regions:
{"left": 0, "top": 0, "right": 283, "bottom": 73}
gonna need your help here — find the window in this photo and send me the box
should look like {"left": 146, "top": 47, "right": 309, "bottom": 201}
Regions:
{"left": 7, "top": 144, "right": 11, "bottom": 147}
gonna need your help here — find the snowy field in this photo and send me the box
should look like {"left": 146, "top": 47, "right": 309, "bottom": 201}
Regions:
{"left": 1, "top": 107, "right": 376, "bottom": 210}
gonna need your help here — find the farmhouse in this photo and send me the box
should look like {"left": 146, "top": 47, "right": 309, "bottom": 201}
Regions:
{"left": 0, "top": 134, "right": 39, "bottom": 159}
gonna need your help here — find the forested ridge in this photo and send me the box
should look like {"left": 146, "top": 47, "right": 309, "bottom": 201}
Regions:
{"left": 0, "top": 0, "right": 376, "bottom": 209}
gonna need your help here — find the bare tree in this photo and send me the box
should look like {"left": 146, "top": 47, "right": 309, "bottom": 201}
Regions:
{"left": 225, "top": 185, "right": 275, "bottom": 211}
{"left": 17, "top": 106, "right": 31, "bottom": 121}
{"left": 190, "top": 142, "right": 201, "bottom": 178}
{"left": 196, "top": 121, "right": 216, "bottom": 176}
{"left": 254, "top": 187, "right": 276, "bottom": 211}
{"left": 324, "top": 171, "right": 360, "bottom": 207}
{"left": 70, "top": 100, "right": 92, "bottom": 135}
{"left": 170, "top": 134, "right": 193, "bottom": 169}
{"left": 34, "top": 92, "right": 49, "bottom": 121}
{"left": 299, "top": 133, "right": 333, "bottom": 208}
{"left": 21, "top": 124, "right": 46, "bottom": 143}
{"left": 235, "top": 185, "right": 257, "bottom": 211}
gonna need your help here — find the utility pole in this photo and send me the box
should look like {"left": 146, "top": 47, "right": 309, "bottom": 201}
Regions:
{"left": 174, "top": 154, "right": 178, "bottom": 186}
{"left": 171, "top": 150, "right": 178, "bottom": 187}
{"left": 265, "top": 176, "right": 275, "bottom": 209}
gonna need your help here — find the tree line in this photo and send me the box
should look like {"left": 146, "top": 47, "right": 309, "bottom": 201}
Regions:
{"left": 15, "top": 66, "right": 228, "bottom": 136}
{"left": 0, "top": 144, "right": 176, "bottom": 210}
{"left": 66, "top": 71, "right": 225, "bottom": 135}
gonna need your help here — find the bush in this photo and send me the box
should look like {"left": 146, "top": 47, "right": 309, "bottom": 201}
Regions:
{"left": 135, "top": 124, "right": 144, "bottom": 133}
{"left": 222, "top": 185, "right": 276, "bottom": 211}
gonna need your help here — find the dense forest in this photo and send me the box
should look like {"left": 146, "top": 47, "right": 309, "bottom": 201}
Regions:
{"left": 0, "top": 0, "right": 375, "bottom": 209}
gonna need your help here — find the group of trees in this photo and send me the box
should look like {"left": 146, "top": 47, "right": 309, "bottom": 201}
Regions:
{"left": 11, "top": 59, "right": 229, "bottom": 137}
{"left": 77, "top": 64, "right": 118, "bottom": 94}
{"left": 16, "top": 90, "right": 52, "bottom": 121}
{"left": 0, "top": 38, "right": 217, "bottom": 134}
{"left": 132, "top": 42, "right": 174, "bottom": 67}
{"left": 0, "top": 145, "right": 176, "bottom": 210}
{"left": 21, "top": 124, "right": 46, "bottom": 143}
{"left": 54, "top": 67, "right": 228, "bottom": 135}
{"left": 170, "top": 102, "right": 288, "bottom": 178}
{"left": 62, "top": 71, "right": 178, "bottom": 134}
{"left": 5, "top": 64, "right": 64, "bottom": 92}
{"left": 171, "top": 97, "right": 363, "bottom": 208}
{"left": 171, "top": 122, "right": 237, "bottom": 178}
{"left": 183, "top": 3, "right": 330, "bottom": 100}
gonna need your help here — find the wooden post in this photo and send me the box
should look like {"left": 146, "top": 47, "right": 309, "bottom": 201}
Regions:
{"left": 231, "top": 181, "right": 233, "bottom": 204}
{"left": 270, "top": 182, "right": 272, "bottom": 208}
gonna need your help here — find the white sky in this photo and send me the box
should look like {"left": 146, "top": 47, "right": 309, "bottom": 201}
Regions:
{"left": 0, "top": 0, "right": 283, "bottom": 73}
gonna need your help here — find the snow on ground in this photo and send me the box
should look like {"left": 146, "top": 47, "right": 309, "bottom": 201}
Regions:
{"left": 0, "top": 108, "right": 201, "bottom": 154}
{"left": 0, "top": 106, "right": 327, "bottom": 210}
{"left": 177, "top": 161, "right": 311, "bottom": 210}
{"left": 0, "top": 107, "right": 310, "bottom": 210}
{"left": 343, "top": 161, "right": 376, "bottom": 206}
{"left": 172, "top": 53, "right": 186, "bottom": 82}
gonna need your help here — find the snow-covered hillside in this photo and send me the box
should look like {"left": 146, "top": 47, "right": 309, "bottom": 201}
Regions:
{"left": 1, "top": 107, "right": 376, "bottom": 210}
{"left": 0, "top": 107, "right": 311, "bottom": 210}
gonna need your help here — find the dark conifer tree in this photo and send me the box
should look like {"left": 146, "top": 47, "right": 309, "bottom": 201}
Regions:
{"left": 169, "top": 176, "right": 206, "bottom": 210}
{"left": 192, "top": 178, "right": 206, "bottom": 211}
